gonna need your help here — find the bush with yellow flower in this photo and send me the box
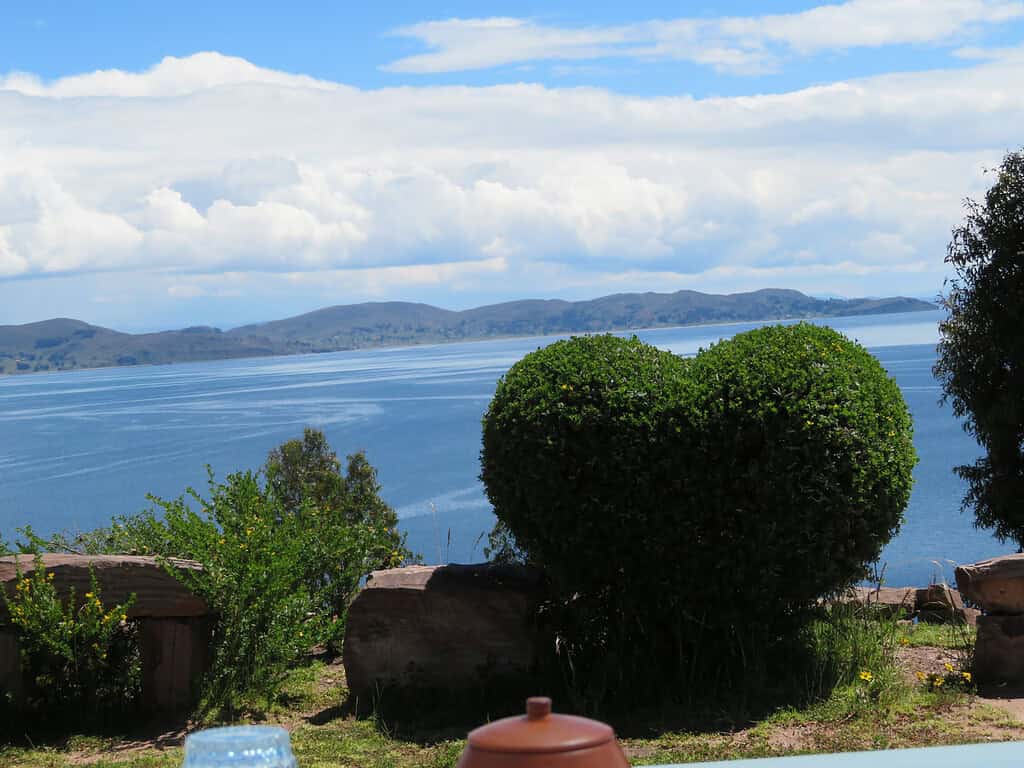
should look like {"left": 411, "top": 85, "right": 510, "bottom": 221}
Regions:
{"left": 1, "top": 555, "right": 137, "bottom": 723}
{"left": 916, "top": 663, "right": 974, "bottom": 693}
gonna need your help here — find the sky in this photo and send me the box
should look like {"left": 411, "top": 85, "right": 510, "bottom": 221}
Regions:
{"left": 1, "top": 1, "right": 1023, "bottom": 331}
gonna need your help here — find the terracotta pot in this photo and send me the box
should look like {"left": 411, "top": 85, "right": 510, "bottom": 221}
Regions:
{"left": 456, "top": 697, "right": 629, "bottom": 768}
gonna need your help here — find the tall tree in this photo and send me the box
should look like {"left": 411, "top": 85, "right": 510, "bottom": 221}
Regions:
{"left": 935, "top": 149, "right": 1024, "bottom": 545}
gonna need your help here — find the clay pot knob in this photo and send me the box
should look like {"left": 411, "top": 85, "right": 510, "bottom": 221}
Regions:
{"left": 526, "top": 697, "right": 551, "bottom": 721}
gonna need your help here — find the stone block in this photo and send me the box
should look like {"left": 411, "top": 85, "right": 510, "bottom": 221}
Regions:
{"left": 139, "top": 616, "right": 211, "bottom": 714}
{"left": 955, "top": 554, "right": 1024, "bottom": 614}
{"left": 915, "top": 584, "right": 966, "bottom": 624}
{"left": 974, "top": 614, "right": 1024, "bottom": 685}
{"left": 840, "top": 586, "right": 916, "bottom": 617}
{"left": 0, "top": 630, "right": 22, "bottom": 707}
{"left": 0, "top": 554, "right": 207, "bottom": 620}
{"left": 343, "top": 563, "right": 543, "bottom": 700}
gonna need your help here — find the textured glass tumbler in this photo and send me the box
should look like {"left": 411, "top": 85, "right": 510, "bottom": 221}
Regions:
{"left": 182, "top": 725, "right": 297, "bottom": 767}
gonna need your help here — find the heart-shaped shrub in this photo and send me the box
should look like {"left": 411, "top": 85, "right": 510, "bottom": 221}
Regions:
{"left": 481, "top": 325, "right": 916, "bottom": 633}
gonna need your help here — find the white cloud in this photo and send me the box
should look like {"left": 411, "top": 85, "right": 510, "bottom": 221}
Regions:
{"left": 0, "top": 48, "right": 1021, "bottom": 321}
{"left": 385, "top": 0, "right": 1024, "bottom": 75}
{"left": 0, "top": 52, "right": 338, "bottom": 98}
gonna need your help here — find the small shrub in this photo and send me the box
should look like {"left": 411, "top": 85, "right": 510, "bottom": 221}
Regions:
{"left": 124, "top": 431, "right": 411, "bottom": 714}
{"left": 916, "top": 664, "right": 974, "bottom": 693}
{"left": 264, "top": 430, "right": 411, "bottom": 649}
{"left": 1, "top": 556, "right": 139, "bottom": 723}
{"left": 141, "top": 470, "right": 320, "bottom": 715}
{"left": 804, "top": 601, "right": 902, "bottom": 703}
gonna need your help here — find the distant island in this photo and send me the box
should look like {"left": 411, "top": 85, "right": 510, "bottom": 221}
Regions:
{"left": 0, "top": 289, "right": 936, "bottom": 375}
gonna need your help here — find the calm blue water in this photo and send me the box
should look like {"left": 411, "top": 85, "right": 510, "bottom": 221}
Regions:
{"left": 0, "top": 310, "right": 1012, "bottom": 585}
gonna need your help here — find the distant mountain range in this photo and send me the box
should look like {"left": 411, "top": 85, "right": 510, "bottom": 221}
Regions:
{"left": 0, "top": 289, "right": 936, "bottom": 375}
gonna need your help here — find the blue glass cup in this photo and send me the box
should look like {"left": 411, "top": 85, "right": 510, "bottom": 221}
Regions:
{"left": 182, "top": 725, "right": 297, "bottom": 767}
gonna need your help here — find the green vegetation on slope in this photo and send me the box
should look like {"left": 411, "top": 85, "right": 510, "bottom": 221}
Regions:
{"left": 0, "top": 288, "right": 934, "bottom": 375}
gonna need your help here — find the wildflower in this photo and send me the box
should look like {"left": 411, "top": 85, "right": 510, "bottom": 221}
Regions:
{"left": 915, "top": 671, "right": 927, "bottom": 682}
{"left": 963, "top": 672, "right": 972, "bottom": 683}
{"left": 859, "top": 670, "right": 873, "bottom": 682}
{"left": 934, "top": 676, "right": 945, "bottom": 687}
{"left": 944, "top": 662, "right": 955, "bottom": 673}
{"left": 899, "top": 636, "right": 910, "bottom": 646}
{"left": 85, "top": 592, "right": 94, "bottom": 599}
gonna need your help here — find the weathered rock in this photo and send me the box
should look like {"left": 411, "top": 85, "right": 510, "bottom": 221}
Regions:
{"left": 343, "top": 563, "right": 543, "bottom": 700}
{"left": 0, "top": 630, "right": 22, "bottom": 704}
{"left": 839, "top": 586, "right": 917, "bottom": 617}
{"left": 139, "top": 617, "right": 212, "bottom": 714}
{"left": 955, "top": 554, "right": 1024, "bottom": 614}
{"left": 0, "top": 554, "right": 207, "bottom": 619}
{"left": 915, "top": 584, "right": 966, "bottom": 624}
{"left": 974, "top": 614, "right": 1024, "bottom": 684}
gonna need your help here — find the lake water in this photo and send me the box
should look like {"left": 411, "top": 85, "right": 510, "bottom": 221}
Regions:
{"left": 0, "top": 309, "right": 1013, "bottom": 586}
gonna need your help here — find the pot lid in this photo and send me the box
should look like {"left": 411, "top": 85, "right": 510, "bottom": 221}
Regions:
{"left": 467, "top": 698, "right": 614, "bottom": 754}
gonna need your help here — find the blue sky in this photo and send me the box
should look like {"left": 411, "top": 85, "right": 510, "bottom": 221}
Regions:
{"left": 5, "top": 1, "right": 1021, "bottom": 95}
{"left": 1, "top": 1, "right": 1023, "bottom": 330}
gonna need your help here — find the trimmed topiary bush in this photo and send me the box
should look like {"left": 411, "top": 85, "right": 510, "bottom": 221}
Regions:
{"left": 480, "top": 334, "right": 691, "bottom": 595}
{"left": 480, "top": 325, "right": 916, "bottom": 707}
{"left": 671, "top": 323, "right": 916, "bottom": 626}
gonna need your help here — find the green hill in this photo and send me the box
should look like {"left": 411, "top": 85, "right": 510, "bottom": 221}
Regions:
{"left": 0, "top": 289, "right": 936, "bottom": 375}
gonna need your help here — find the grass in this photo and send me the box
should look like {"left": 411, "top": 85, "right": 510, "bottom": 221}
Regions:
{"left": 2, "top": 638, "right": 1022, "bottom": 768}
{"left": 0, "top": 609, "right": 1007, "bottom": 768}
{"left": 897, "top": 621, "right": 976, "bottom": 650}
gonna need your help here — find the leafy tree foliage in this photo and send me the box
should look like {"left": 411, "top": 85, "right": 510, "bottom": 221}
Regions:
{"left": 934, "top": 149, "right": 1024, "bottom": 545}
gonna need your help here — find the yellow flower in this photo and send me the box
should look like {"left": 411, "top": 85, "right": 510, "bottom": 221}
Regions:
{"left": 915, "top": 671, "right": 927, "bottom": 682}
{"left": 963, "top": 672, "right": 972, "bottom": 683}
{"left": 859, "top": 670, "right": 873, "bottom": 682}
{"left": 934, "top": 677, "right": 945, "bottom": 687}
{"left": 899, "top": 637, "right": 910, "bottom": 646}
{"left": 944, "top": 662, "right": 955, "bottom": 673}
{"left": 84, "top": 592, "right": 94, "bottom": 599}
{"left": 121, "top": 613, "right": 128, "bottom": 622}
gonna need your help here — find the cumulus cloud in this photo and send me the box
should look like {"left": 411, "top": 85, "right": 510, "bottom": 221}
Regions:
{"left": 0, "top": 52, "right": 338, "bottom": 98}
{"left": 385, "top": 0, "right": 1024, "bottom": 75}
{"left": 0, "top": 46, "right": 1022, "bottom": 321}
